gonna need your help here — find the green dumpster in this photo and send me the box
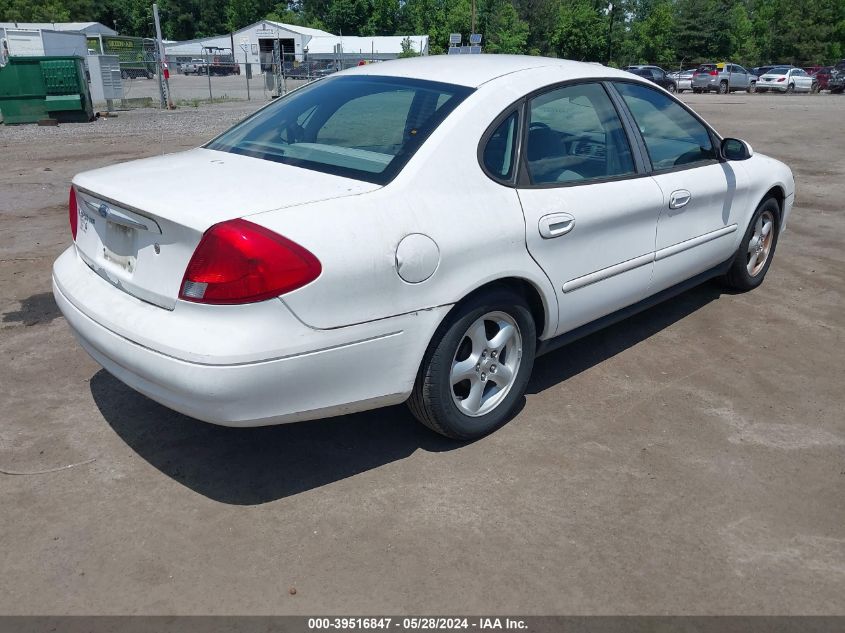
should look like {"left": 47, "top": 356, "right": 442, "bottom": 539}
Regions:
{"left": 0, "top": 56, "right": 94, "bottom": 125}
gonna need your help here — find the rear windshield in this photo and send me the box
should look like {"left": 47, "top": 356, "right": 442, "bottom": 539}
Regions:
{"left": 206, "top": 75, "right": 473, "bottom": 185}
{"left": 697, "top": 64, "right": 717, "bottom": 72}
{"left": 768, "top": 67, "right": 790, "bottom": 75}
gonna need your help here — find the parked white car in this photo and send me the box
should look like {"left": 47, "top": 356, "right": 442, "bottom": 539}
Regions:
{"left": 53, "top": 55, "right": 795, "bottom": 439}
{"left": 756, "top": 66, "right": 816, "bottom": 93}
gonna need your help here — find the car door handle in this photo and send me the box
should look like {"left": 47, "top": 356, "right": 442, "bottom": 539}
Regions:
{"left": 669, "top": 190, "right": 692, "bottom": 210}
{"left": 538, "top": 213, "right": 575, "bottom": 239}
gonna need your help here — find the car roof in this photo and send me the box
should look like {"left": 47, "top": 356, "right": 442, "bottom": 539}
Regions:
{"left": 338, "top": 54, "right": 631, "bottom": 88}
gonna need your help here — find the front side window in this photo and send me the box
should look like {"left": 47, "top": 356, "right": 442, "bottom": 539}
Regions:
{"left": 614, "top": 82, "right": 717, "bottom": 171}
{"left": 206, "top": 76, "right": 473, "bottom": 184}
{"left": 525, "top": 83, "right": 636, "bottom": 185}
{"left": 482, "top": 111, "right": 519, "bottom": 181}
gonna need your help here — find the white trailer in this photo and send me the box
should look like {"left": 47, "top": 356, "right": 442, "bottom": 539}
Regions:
{"left": 0, "top": 28, "right": 88, "bottom": 57}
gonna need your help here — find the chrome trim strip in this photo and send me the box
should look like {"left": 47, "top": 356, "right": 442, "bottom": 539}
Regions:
{"left": 562, "top": 252, "right": 654, "bottom": 293}
{"left": 655, "top": 224, "right": 738, "bottom": 261}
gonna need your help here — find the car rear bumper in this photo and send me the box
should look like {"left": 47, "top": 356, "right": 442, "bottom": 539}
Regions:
{"left": 53, "top": 246, "right": 449, "bottom": 426}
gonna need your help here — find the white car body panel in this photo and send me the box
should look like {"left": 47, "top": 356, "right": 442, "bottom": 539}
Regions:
{"left": 52, "top": 55, "right": 796, "bottom": 428}
{"left": 518, "top": 177, "right": 664, "bottom": 335}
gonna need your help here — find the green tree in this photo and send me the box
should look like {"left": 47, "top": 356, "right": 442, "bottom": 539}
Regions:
{"left": 323, "top": 0, "right": 372, "bottom": 34}
{"left": 227, "top": 0, "right": 261, "bottom": 30}
{"left": 478, "top": 0, "right": 528, "bottom": 53}
{"left": 365, "top": 0, "right": 398, "bottom": 34}
{"left": 628, "top": 0, "right": 675, "bottom": 65}
{"left": 552, "top": 0, "right": 608, "bottom": 61}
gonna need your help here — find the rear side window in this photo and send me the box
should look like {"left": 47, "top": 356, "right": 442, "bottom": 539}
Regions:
{"left": 206, "top": 76, "right": 473, "bottom": 184}
{"left": 614, "top": 82, "right": 717, "bottom": 171}
{"left": 482, "top": 111, "right": 519, "bottom": 181}
{"left": 525, "top": 82, "right": 635, "bottom": 185}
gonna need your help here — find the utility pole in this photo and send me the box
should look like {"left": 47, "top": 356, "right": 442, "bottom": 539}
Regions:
{"left": 471, "top": 0, "right": 476, "bottom": 35}
{"left": 152, "top": 4, "right": 173, "bottom": 109}
{"left": 241, "top": 42, "right": 250, "bottom": 100}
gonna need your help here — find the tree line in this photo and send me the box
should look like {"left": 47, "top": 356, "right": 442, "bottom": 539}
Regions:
{"left": 2, "top": 0, "right": 844, "bottom": 66}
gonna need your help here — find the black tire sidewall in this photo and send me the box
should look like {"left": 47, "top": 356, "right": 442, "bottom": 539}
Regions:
{"left": 422, "top": 290, "right": 536, "bottom": 439}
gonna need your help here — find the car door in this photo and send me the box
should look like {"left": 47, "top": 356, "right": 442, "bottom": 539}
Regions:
{"left": 515, "top": 81, "right": 664, "bottom": 336}
{"left": 795, "top": 69, "right": 812, "bottom": 91}
{"left": 731, "top": 65, "right": 750, "bottom": 90}
{"left": 612, "top": 81, "right": 750, "bottom": 292}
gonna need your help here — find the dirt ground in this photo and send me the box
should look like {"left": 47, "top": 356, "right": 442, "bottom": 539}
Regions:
{"left": 0, "top": 92, "right": 843, "bottom": 615}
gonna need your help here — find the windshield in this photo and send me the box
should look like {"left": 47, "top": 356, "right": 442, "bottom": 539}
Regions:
{"left": 206, "top": 75, "right": 473, "bottom": 184}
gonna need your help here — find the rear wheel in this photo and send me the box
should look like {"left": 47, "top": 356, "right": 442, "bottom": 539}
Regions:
{"left": 786, "top": 83, "right": 795, "bottom": 94}
{"left": 667, "top": 82, "right": 677, "bottom": 93}
{"left": 721, "top": 197, "right": 780, "bottom": 291}
{"left": 718, "top": 80, "right": 729, "bottom": 94}
{"left": 408, "top": 289, "right": 536, "bottom": 440}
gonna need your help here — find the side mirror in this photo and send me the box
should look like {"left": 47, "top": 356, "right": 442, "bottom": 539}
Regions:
{"left": 721, "top": 137, "right": 753, "bottom": 161}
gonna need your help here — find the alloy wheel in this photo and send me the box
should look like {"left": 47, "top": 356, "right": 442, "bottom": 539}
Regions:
{"left": 747, "top": 210, "right": 775, "bottom": 276}
{"left": 450, "top": 311, "right": 523, "bottom": 417}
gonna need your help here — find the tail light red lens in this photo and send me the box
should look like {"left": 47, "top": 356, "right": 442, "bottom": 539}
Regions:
{"left": 69, "top": 187, "right": 78, "bottom": 241}
{"left": 179, "top": 219, "right": 321, "bottom": 305}
{"left": 709, "top": 70, "right": 719, "bottom": 76}
{"left": 777, "top": 77, "right": 785, "bottom": 82}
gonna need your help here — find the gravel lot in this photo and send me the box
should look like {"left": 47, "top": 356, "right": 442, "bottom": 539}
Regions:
{"left": 0, "top": 92, "right": 843, "bottom": 615}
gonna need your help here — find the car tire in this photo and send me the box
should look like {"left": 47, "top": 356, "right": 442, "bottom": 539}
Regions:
{"left": 718, "top": 80, "right": 728, "bottom": 94}
{"left": 786, "top": 83, "right": 795, "bottom": 94}
{"left": 408, "top": 288, "right": 537, "bottom": 440}
{"left": 747, "top": 81, "right": 756, "bottom": 93}
{"left": 667, "top": 82, "right": 677, "bottom": 93}
{"left": 811, "top": 81, "right": 819, "bottom": 93}
{"left": 721, "top": 197, "right": 780, "bottom": 292}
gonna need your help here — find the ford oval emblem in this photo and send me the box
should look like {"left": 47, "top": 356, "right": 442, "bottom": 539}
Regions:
{"left": 98, "top": 203, "right": 109, "bottom": 219}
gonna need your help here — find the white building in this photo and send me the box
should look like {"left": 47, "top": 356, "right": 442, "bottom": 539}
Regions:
{"left": 306, "top": 35, "right": 429, "bottom": 62}
{"left": 164, "top": 21, "right": 428, "bottom": 74}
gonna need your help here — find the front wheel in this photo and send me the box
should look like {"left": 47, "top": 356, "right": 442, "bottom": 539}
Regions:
{"left": 408, "top": 289, "right": 536, "bottom": 440}
{"left": 721, "top": 197, "right": 780, "bottom": 291}
{"left": 747, "top": 81, "right": 756, "bottom": 93}
{"left": 667, "top": 82, "right": 677, "bottom": 93}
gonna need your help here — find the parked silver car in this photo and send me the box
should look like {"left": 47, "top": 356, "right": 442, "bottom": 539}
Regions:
{"left": 692, "top": 63, "right": 756, "bottom": 93}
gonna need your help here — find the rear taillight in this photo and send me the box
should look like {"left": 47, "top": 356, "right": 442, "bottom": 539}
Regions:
{"left": 179, "top": 219, "right": 321, "bottom": 305}
{"left": 777, "top": 77, "right": 785, "bottom": 82}
{"left": 709, "top": 70, "right": 719, "bottom": 76}
{"left": 69, "top": 187, "right": 78, "bottom": 241}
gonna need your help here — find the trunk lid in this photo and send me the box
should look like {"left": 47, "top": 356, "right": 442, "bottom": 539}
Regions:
{"left": 72, "top": 148, "right": 378, "bottom": 310}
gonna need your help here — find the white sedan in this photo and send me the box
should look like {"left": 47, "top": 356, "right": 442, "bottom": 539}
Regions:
{"left": 756, "top": 66, "right": 816, "bottom": 92}
{"left": 53, "top": 55, "right": 795, "bottom": 439}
